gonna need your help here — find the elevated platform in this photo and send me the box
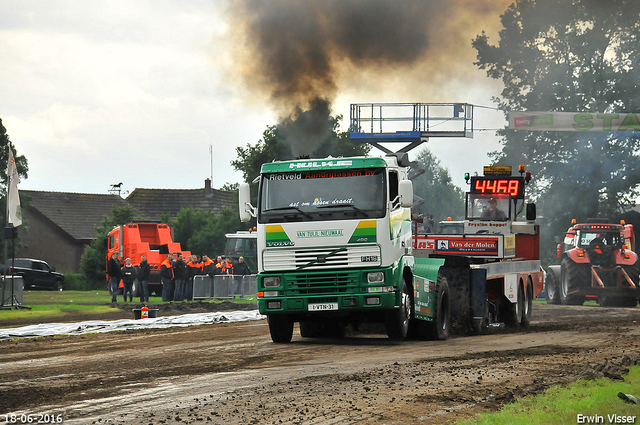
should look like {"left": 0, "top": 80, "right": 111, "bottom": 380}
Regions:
{"left": 350, "top": 103, "right": 474, "bottom": 152}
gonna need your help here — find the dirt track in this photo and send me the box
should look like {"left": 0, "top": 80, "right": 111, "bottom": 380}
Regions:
{"left": 2, "top": 303, "right": 640, "bottom": 424}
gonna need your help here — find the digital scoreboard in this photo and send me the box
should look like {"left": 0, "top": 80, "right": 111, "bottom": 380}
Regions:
{"left": 470, "top": 176, "right": 525, "bottom": 199}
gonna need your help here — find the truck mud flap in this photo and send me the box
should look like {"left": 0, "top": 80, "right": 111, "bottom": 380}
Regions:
{"left": 438, "top": 266, "right": 484, "bottom": 332}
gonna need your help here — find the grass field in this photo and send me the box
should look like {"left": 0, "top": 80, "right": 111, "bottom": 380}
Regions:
{"left": 459, "top": 366, "right": 640, "bottom": 424}
{"left": 0, "top": 290, "right": 129, "bottom": 323}
{"left": 0, "top": 290, "right": 256, "bottom": 323}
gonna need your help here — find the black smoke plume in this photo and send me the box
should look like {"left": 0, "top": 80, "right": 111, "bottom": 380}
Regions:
{"left": 226, "top": 0, "right": 510, "bottom": 156}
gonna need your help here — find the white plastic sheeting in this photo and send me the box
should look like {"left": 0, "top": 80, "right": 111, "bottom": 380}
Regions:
{"left": 0, "top": 310, "right": 265, "bottom": 340}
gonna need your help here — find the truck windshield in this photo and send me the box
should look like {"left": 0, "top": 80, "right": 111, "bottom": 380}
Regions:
{"left": 259, "top": 168, "right": 386, "bottom": 223}
{"left": 466, "top": 194, "right": 511, "bottom": 220}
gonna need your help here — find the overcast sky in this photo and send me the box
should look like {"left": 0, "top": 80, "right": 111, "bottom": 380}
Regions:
{"left": 1, "top": 0, "right": 510, "bottom": 196}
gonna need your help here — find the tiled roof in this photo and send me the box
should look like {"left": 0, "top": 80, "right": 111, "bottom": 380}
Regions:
{"left": 21, "top": 190, "right": 132, "bottom": 241}
{"left": 18, "top": 180, "right": 236, "bottom": 243}
{"left": 125, "top": 187, "right": 235, "bottom": 220}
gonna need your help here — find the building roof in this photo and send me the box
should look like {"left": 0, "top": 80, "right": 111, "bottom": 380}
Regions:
{"left": 126, "top": 184, "right": 235, "bottom": 220}
{"left": 21, "top": 190, "right": 131, "bottom": 241}
{"left": 18, "top": 180, "right": 235, "bottom": 243}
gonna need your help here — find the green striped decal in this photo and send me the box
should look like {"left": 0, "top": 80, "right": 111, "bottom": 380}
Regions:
{"left": 265, "top": 224, "right": 294, "bottom": 247}
{"left": 348, "top": 220, "right": 377, "bottom": 243}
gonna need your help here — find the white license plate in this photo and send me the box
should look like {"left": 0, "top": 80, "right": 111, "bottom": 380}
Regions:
{"left": 308, "top": 303, "right": 339, "bottom": 311}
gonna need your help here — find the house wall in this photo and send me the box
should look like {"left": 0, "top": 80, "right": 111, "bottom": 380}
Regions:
{"left": 13, "top": 207, "right": 86, "bottom": 274}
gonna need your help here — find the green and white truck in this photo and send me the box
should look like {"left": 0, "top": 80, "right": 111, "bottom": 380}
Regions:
{"left": 239, "top": 153, "right": 448, "bottom": 342}
{"left": 238, "top": 103, "right": 543, "bottom": 343}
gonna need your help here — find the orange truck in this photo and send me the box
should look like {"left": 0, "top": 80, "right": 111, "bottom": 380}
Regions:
{"left": 106, "top": 222, "right": 191, "bottom": 296}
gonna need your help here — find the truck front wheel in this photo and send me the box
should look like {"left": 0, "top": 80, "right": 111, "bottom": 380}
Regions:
{"left": 385, "top": 278, "right": 412, "bottom": 340}
{"left": 268, "top": 315, "right": 294, "bottom": 343}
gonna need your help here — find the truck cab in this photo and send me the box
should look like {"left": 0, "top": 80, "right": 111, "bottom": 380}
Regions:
{"left": 239, "top": 153, "right": 415, "bottom": 342}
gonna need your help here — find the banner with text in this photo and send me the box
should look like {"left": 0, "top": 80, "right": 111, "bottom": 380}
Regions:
{"left": 509, "top": 111, "right": 640, "bottom": 132}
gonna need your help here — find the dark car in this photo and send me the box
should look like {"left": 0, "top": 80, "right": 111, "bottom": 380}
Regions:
{"left": 3, "top": 258, "right": 65, "bottom": 291}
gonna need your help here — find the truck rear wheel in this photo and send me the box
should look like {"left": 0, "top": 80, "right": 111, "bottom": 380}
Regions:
{"left": 560, "top": 257, "right": 587, "bottom": 305}
{"left": 521, "top": 281, "right": 533, "bottom": 328}
{"left": 504, "top": 284, "right": 523, "bottom": 330}
{"left": 385, "top": 278, "right": 412, "bottom": 340}
{"left": 268, "top": 315, "right": 294, "bottom": 343}
{"left": 424, "top": 274, "right": 450, "bottom": 340}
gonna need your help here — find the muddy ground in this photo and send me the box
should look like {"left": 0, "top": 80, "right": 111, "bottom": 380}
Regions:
{"left": 2, "top": 302, "right": 640, "bottom": 424}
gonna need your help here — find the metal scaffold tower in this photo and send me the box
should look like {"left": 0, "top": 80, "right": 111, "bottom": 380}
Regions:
{"left": 350, "top": 103, "right": 474, "bottom": 154}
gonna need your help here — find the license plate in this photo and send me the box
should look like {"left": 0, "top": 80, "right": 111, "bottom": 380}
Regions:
{"left": 308, "top": 303, "right": 338, "bottom": 311}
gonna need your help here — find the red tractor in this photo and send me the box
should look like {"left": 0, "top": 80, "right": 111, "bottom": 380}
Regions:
{"left": 545, "top": 218, "right": 639, "bottom": 307}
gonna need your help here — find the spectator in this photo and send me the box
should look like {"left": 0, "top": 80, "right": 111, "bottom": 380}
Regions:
{"left": 215, "top": 255, "right": 232, "bottom": 275}
{"left": 173, "top": 252, "right": 187, "bottom": 302}
{"left": 185, "top": 254, "right": 200, "bottom": 301}
{"left": 160, "top": 253, "right": 174, "bottom": 302}
{"left": 138, "top": 254, "right": 150, "bottom": 303}
{"left": 107, "top": 252, "right": 122, "bottom": 303}
{"left": 121, "top": 258, "right": 137, "bottom": 303}
{"left": 234, "top": 256, "right": 251, "bottom": 276}
{"left": 203, "top": 254, "right": 216, "bottom": 278}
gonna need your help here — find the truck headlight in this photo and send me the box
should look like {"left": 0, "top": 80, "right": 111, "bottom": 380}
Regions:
{"left": 263, "top": 276, "right": 281, "bottom": 288}
{"left": 367, "top": 272, "right": 385, "bottom": 284}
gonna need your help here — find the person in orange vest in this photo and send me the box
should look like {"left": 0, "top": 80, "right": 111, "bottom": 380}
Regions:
{"left": 172, "top": 252, "right": 187, "bottom": 302}
{"left": 160, "top": 253, "right": 174, "bottom": 302}
{"left": 215, "top": 256, "right": 228, "bottom": 275}
{"left": 223, "top": 257, "right": 233, "bottom": 275}
{"left": 185, "top": 254, "right": 201, "bottom": 301}
{"left": 202, "top": 254, "right": 215, "bottom": 278}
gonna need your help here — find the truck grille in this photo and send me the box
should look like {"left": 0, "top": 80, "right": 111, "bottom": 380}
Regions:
{"left": 285, "top": 271, "right": 359, "bottom": 296}
{"left": 263, "top": 246, "right": 380, "bottom": 271}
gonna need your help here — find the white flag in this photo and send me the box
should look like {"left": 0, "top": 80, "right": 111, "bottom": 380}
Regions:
{"left": 7, "top": 146, "right": 22, "bottom": 227}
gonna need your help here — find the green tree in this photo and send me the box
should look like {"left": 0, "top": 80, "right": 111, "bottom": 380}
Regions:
{"left": 0, "top": 118, "right": 28, "bottom": 191}
{"left": 171, "top": 207, "right": 244, "bottom": 258}
{"left": 473, "top": 0, "right": 640, "bottom": 264}
{"left": 411, "top": 148, "right": 465, "bottom": 227}
{"left": 80, "top": 205, "right": 137, "bottom": 288}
